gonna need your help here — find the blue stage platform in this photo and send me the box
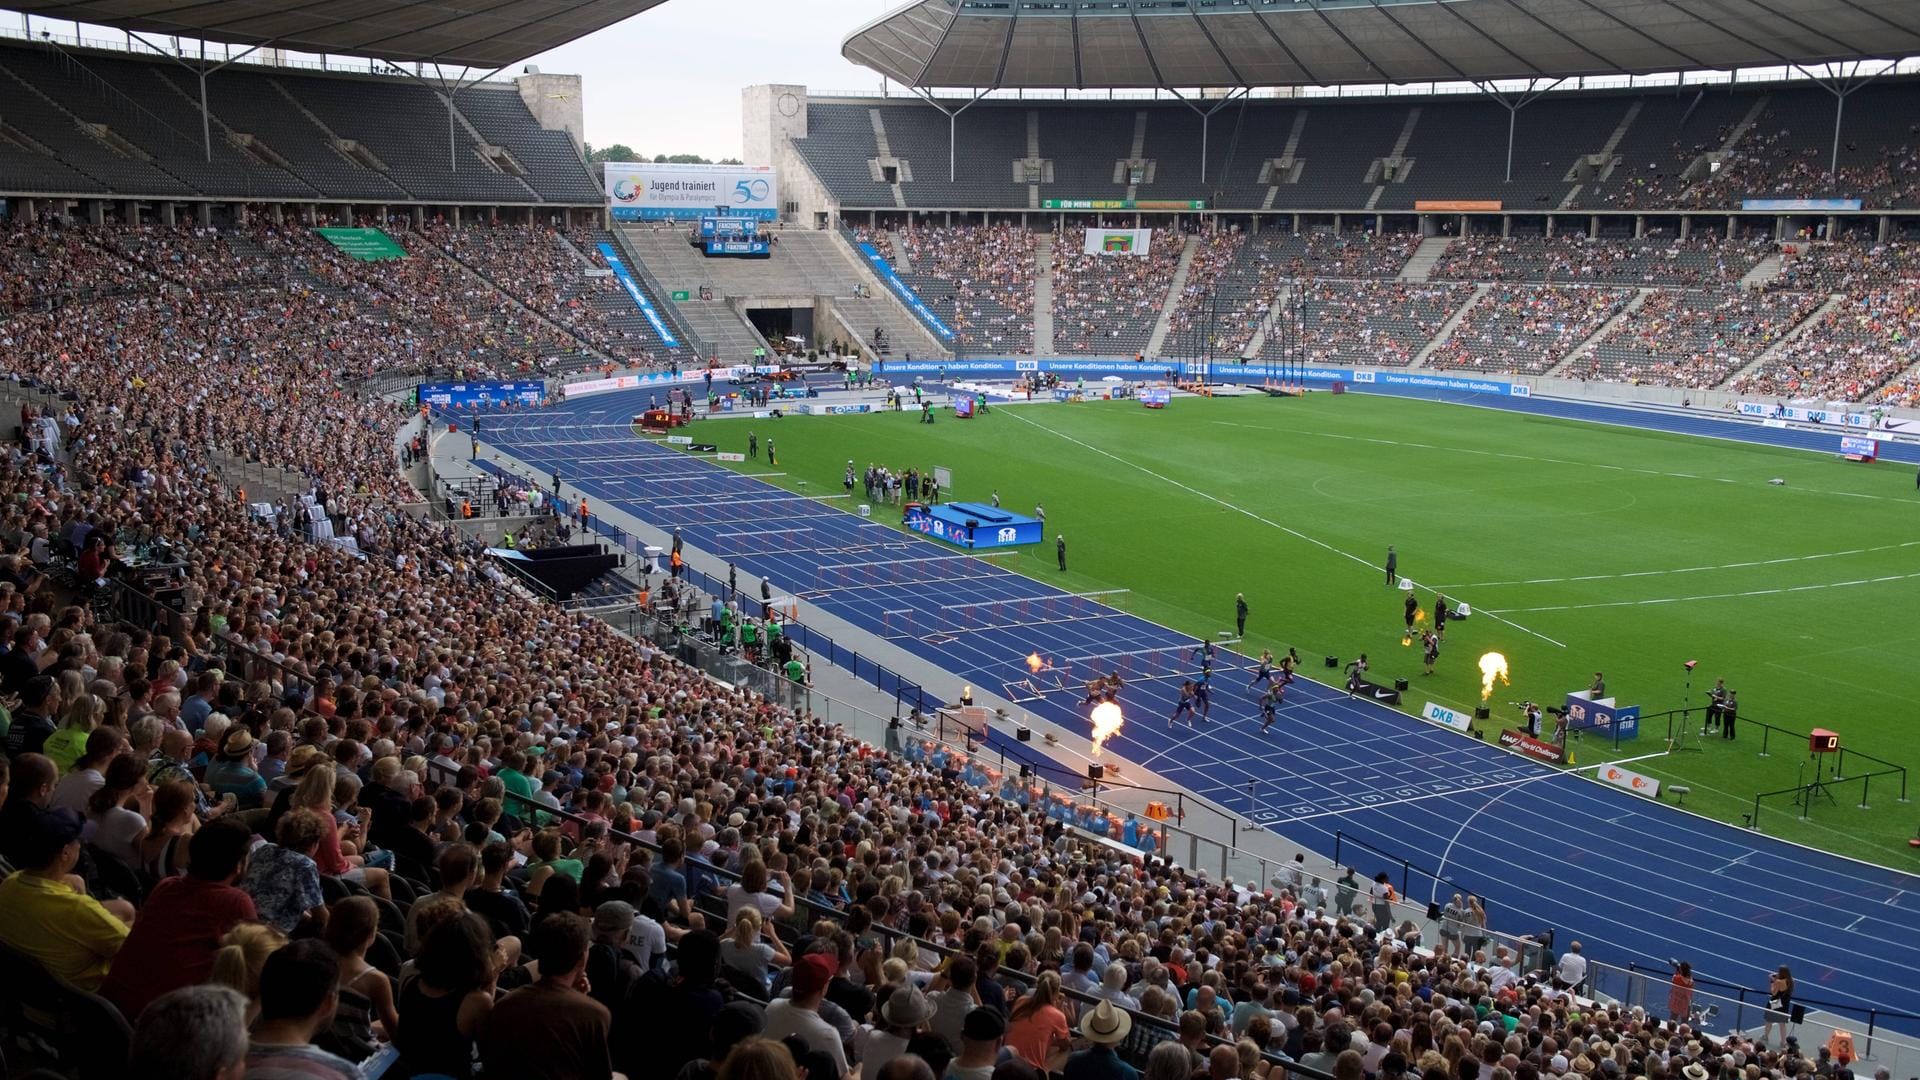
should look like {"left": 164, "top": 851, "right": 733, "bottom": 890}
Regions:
{"left": 905, "top": 502, "right": 1043, "bottom": 550}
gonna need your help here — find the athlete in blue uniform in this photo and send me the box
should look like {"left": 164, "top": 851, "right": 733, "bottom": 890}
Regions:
{"left": 1193, "top": 673, "right": 1213, "bottom": 721}
{"left": 1260, "top": 682, "right": 1285, "bottom": 732}
{"left": 1169, "top": 680, "right": 1197, "bottom": 727}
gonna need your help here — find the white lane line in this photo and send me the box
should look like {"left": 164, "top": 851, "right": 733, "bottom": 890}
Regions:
{"left": 1485, "top": 570, "right": 1920, "bottom": 613}
{"left": 1434, "top": 541, "right": 1920, "bottom": 589}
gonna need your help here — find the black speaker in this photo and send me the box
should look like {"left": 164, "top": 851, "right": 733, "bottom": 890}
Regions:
{"left": 1394, "top": 678, "right": 1410, "bottom": 692}
{"left": 1324, "top": 655, "right": 1339, "bottom": 668}
{"left": 1426, "top": 902, "right": 1442, "bottom": 921}
{"left": 1088, "top": 763, "right": 1105, "bottom": 781}
{"left": 1016, "top": 726, "right": 1032, "bottom": 742}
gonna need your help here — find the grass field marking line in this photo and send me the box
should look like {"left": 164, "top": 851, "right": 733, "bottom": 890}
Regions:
{"left": 1013, "top": 410, "right": 1570, "bottom": 647}
{"left": 1212, "top": 419, "right": 1913, "bottom": 501}
{"left": 1487, "top": 569, "right": 1920, "bottom": 613}
{"left": 1432, "top": 540, "right": 1920, "bottom": 589}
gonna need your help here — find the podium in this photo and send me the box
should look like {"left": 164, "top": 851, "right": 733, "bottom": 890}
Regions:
{"left": 1564, "top": 690, "right": 1640, "bottom": 741}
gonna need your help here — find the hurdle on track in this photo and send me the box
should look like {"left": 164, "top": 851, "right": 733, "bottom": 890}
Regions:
{"left": 810, "top": 551, "right": 1017, "bottom": 592}
{"left": 1058, "top": 643, "right": 1200, "bottom": 683}
{"left": 880, "top": 608, "right": 917, "bottom": 640}
{"left": 935, "top": 592, "right": 1128, "bottom": 635}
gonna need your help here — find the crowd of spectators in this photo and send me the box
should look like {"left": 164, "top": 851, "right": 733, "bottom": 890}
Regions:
{"left": 427, "top": 224, "right": 683, "bottom": 364}
{"left": 0, "top": 210, "right": 1884, "bottom": 1080}
{"left": 1580, "top": 108, "right": 1920, "bottom": 212}
{"left": 1729, "top": 286, "right": 1920, "bottom": 400}
{"left": 1430, "top": 238, "right": 1768, "bottom": 289}
{"left": 0, "top": 219, "right": 134, "bottom": 312}
{"left": 888, "top": 225, "right": 1038, "bottom": 355}
{"left": 1426, "top": 288, "right": 1634, "bottom": 376}
{"left": 1275, "top": 283, "right": 1475, "bottom": 368}
{"left": 1165, "top": 234, "right": 1250, "bottom": 353}
{"left": 1052, "top": 228, "right": 1185, "bottom": 356}
{"left": 1565, "top": 289, "right": 1825, "bottom": 387}
{"left": 1772, "top": 241, "right": 1920, "bottom": 293}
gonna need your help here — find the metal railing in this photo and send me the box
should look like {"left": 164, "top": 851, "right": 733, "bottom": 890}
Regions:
{"left": 1597, "top": 961, "right": 1920, "bottom": 1068}
{"left": 580, "top": 517, "right": 939, "bottom": 719}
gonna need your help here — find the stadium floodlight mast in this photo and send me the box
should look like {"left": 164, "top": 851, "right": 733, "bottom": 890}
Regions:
{"left": 38, "top": 28, "right": 272, "bottom": 165}
{"left": 1472, "top": 78, "right": 1565, "bottom": 184}
{"left": 1159, "top": 86, "right": 1252, "bottom": 186}
{"left": 1790, "top": 60, "right": 1899, "bottom": 179}
{"left": 906, "top": 86, "right": 996, "bottom": 183}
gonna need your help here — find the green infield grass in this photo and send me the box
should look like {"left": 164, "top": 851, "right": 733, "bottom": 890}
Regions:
{"left": 702, "top": 393, "right": 1920, "bottom": 865}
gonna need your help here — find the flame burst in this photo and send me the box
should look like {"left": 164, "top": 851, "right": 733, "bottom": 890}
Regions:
{"left": 1477, "top": 652, "right": 1510, "bottom": 700}
{"left": 1414, "top": 608, "right": 1427, "bottom": 624}
{"left": 1090, "top": 701, "right": 1125, "bottom": 756}
{"left": 1027, "top": 652, "right": 1044, "bottom": 674}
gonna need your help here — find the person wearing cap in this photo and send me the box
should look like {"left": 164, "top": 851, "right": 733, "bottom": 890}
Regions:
{"left": 950, "top": 1007, "right": 1008, "bottom": 1080}
{"left": 675, "top": 1001, "right": 767, "bottom": 1080}
{"left": 585, "top": 901, "right": 650, "bottom": 1011}
{"left": 204, "top": 724, "right": 267, "bottom": 810}
{"left": 1065, "top": 999, "right": 1138, "bottom": 1080}
{"left": 868, "top": 985, "right": 946, "bottom": 1080}
{"left": 0, "top": 805, "right": 129, "bottom": 991}
{"left": 763, "top": 953, "right": 848, "bottom": 1079}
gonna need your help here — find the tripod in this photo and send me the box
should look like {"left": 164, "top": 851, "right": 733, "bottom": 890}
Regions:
{"left": 1793, "top": 757, "right": 1838, "bottom": 816}
{"left": 1668, "top": 670, "right": 1703, "bottom": 754}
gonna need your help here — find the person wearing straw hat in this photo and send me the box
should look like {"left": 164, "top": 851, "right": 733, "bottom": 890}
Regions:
{"left": 1065, "top": 1000, "right": 1138, "bottom": 1080}
{"left": 204, "top": 724, "right": 266, "bottom": 810}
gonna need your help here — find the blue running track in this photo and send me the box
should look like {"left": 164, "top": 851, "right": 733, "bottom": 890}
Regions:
{"left": 476, "top": 388, "right": 1920, "bottom": 1028}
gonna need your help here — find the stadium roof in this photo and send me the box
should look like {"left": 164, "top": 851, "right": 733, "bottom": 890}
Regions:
{"left": 843, "top": 0, "right": 1920, "bottom": 91}
{"left": 8, "top": 0, "right": 669, "bottom": 69}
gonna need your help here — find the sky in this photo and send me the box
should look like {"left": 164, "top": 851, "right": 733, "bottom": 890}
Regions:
{"left": 522, "top": 0, "right": 898, "bottom": 161}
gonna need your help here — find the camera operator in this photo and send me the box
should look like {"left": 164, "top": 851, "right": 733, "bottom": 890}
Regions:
{"left": 1520, "top": 701, "right": 1543, "bottom": 738}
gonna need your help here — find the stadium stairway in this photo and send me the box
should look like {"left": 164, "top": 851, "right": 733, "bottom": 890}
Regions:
{"left": 1033, "top": 233, "right": 1056, "bottom": 356}
{"left": 1408, "top": 284, "right": 1491, "bottom": 369}
{"left": 1714, "top": 291, "right": 1847, "bottom": 389}
{"left": 1144, "top": 235, "right": 1201, "bottom": 359}
{"left": 1739, "top": 252, "right": 1787, "bottom": 290}
{"left": 884, "top": 229, "right": 913, "bottom": 272}
{"left": 1398, "top": 237, "right": 1451, "bottom": 282}
{"left": 822, "top": 229, "right": 952, "bottom": 359}
{"left": 1544, "top": 287, "right": 1652, "bottom": 376}
{"left": 617, "top": 225, "right": 774, "bottom": 361}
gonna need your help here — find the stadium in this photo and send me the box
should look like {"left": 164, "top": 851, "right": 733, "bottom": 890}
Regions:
{"left": 0, "top": 0, "right": 1917, "bottom": 1078}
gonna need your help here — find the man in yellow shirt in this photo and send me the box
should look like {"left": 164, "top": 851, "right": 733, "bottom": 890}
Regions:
{"left": 0, "top": 807, "right": 130, "bottom": 991}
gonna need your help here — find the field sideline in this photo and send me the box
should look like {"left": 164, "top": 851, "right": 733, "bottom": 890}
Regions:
{"left": 705, "top": 393, "right": 1920, "bottom": 864}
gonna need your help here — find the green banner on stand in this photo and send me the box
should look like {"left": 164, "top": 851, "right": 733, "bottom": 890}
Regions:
{"left": 314, "top": 227, "right": 407, "bottom": 261}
